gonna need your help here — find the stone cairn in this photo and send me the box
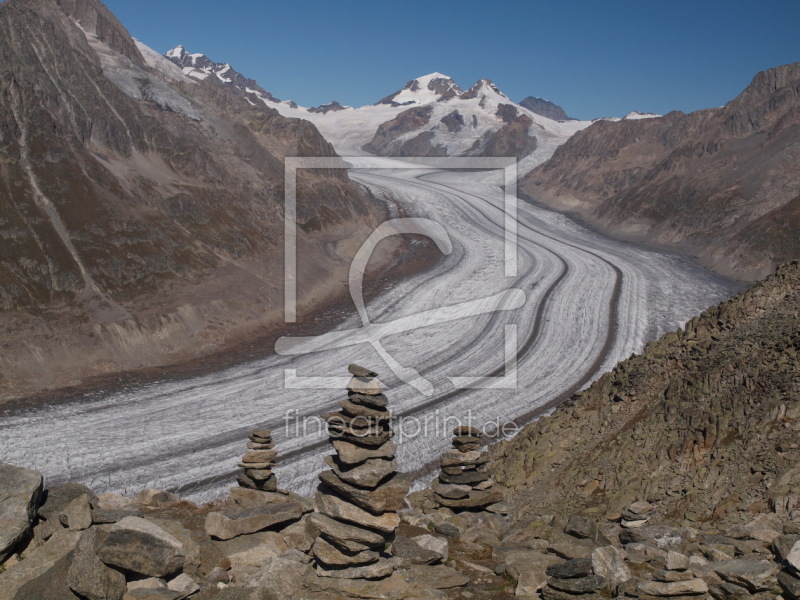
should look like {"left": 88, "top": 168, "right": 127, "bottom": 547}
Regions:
{"left": 236, "top": 428, "right": 278, "bottom": 492}
{"left": 311, "top": 364, "right": 410, "bottom": 580}
{"left": 620, "top": 500, "right": 654, "bottom": 528}
{"left": 432, "top": 426, "right": 502, "bottom": 510}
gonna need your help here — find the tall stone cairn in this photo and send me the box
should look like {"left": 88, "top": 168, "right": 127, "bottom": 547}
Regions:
{"left": 311, "top": 364, "right": 411, "bottom": 580}
{"left": 236, "top": 428, "right": 278, "bottom": 492}
{"left": 432, "top": 426, "right": 502, "bottom": 510}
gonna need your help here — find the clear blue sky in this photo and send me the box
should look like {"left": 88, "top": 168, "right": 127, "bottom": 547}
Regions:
{"left": 103, "top": 0, "right": 800, "bottom": 120}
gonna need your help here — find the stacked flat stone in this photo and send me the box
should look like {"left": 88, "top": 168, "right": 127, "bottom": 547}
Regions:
{"left": 236, "top": 428, "right": 278, "bottom": 492}
{"left": 432, "top": 426, "right": 502, "bottom": 510}
{"left": 621, "top": 500, "right": 654, "bottom": 528}
{"left": 312, "top": 364, "right": 410, "bottom": 580}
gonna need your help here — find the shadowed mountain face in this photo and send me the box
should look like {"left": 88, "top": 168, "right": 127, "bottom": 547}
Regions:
{"left": 0, "top": 0, "right": 382, "bottom": 400}
{"left": 522, "top": 63, "right": 800, "bottom": 281}
{"left": 519, "top": 96, "right": 571, "bottom": 121}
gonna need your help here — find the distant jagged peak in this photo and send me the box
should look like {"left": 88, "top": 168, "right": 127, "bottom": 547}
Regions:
{"left": 519, "top": 96, "right": 571, "bottom": 122}
{"left": 308, "top": 100, "right": 351, "bottom": 114}
{"left": 377, "top": 72, "right": 463, "bottom": 106}
{"left": 164, "top": 44, "right": 281, "bottom": 103}
{"left": 623, "top": 110, "right": 661, "bottom": 120}
{"left": 459, "top": 78, "right": 509, "bottom": 101}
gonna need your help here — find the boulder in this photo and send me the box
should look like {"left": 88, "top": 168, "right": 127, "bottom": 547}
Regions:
{"left": 773, "top": 535, "right": 800, "bottom": 562}
{"left": 413, "top": 534, "right": 448, "bottom": 563}
{"left": 0, "top": 463, "right": 43, "bottom": 561}
{"left": 778, "top": 569, "right": 800, "bottom": 600}
{"left": 318, "top": 471, "right": 410, "bottom": 514}
{"left": 508, "top": 550, "right": 560, "bottom": 596}
{"left": 713, "top": 559, "right": 781, "bottom": 592}
{"left": 546, "top": 557, "right": 594, "bottom": 579}
{"left": 60, "top": 494, "right": 93, "bottom": 531}
{"left": 708, "top": 581, "right": 753, "bottom": 600}
{"left": 216, "top": 531, "right": 286, "bottom": 568}
{"left": 204, "top": 501, "right": 305, "bottom": 540}
{"left": 547, "top": 537, "right": 598, "bottom": 560}
{"left": 315, "top": 489, "right": 400, "bottom": 534}
{"left": 789, "top": 540, "right": 800, "bottom": 573}
{"left": 391, "top": 536, "right": 442, "bottom": 565}
{"left": 9, "top": 555, "right": 79, "bottom": 600}
{"left": 592, "top": 545, "right": 631, "bottom": 587}
{"left": 431, "top": 477, "right": 472, "bottom": 500}
{"left": 166, "top": 573, "right": 199, "bottom": 598}
{"left": 37, "top": 482, "right": 95, "bottom": 522}
{"left": 666, "top": 550, "right": 690, "bottom": 571}
{"left": 95, "top": 517, "right": 186, "bottom": 578}
{"left": 637, "top": 578, "right": 709, "bottom": 596}
{"left": 0, "top": 530, "right": 81, "bottom": 600}
{"left": 67, "top": 528, "right": 126, "bottom": 600}
{"left": 564, "top": 515, "right": 601, "bottom": 541}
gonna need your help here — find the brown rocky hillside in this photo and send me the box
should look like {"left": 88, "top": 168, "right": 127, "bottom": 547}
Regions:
{"left": 492, "top": 261, "right": 800, "bottom": 528}
{"left": 0, "top": 0, "right": 385, "bottom": 401}
{"left": 522, "top": 63, "right": 800, "bottom": 281}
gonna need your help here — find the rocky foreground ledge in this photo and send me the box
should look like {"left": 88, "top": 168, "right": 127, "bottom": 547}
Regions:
{"left": 1, "top": 459, "right": 800, "bottom": 600}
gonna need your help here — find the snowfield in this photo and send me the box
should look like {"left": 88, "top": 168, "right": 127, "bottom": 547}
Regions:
{"left": 0, "top": 166, "right": 738, "bottom": 502}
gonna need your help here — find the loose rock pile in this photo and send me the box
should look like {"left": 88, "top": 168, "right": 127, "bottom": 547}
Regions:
{"left": 636, "top": 551, "right": 709, "bottom": 599}
{"left": 312, "top": 364, "right": 410, "bottom": 580}
{"left": 432, "top": 426, "right": 502, "bottom": 510}
{"left": 236, "top": 428, "right": 278, "bottom": 492}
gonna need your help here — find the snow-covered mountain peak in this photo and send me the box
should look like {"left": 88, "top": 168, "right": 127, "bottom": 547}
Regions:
{"left": 377, "top": 72, "right": 463, "bottom": 106}
{"left": 460, "top": 78, "right": 509, "bottom": 102}
{"left": 165, "top": 45, "right": 185, "bottom": 59}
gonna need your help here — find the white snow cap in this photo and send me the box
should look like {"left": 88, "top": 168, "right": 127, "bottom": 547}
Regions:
{"left": 165, "top": 45, "right": 185, "bottom": 58}
{"left": 623, "top": 111, "right": 661, "bottom": 120}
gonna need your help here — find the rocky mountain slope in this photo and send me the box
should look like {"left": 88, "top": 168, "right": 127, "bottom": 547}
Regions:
{"left": 492, "top": 260, "right": 800, "bottom": 528}
{"left": 0, "top": 0, "right": 385, "bottom": 401}
{"left": 522, "top": 63, "right": 800, "bottom": 280}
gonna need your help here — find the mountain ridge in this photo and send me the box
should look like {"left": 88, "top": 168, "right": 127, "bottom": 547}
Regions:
{"left": 521, "top": 62, "right": 800, "bottom": 280}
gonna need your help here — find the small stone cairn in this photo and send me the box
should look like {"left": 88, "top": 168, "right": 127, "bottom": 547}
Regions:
{"left": 236, "top": 428, "right": 278, "bottom": 492}
{"left": 432, "top": 426, "right": 502, "bottom": 510}
{"left": 311, "top": 364, "right": 411, "bottom": 580}
{"left": 620, "top": 500, "right": 654, "bottom": 528}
